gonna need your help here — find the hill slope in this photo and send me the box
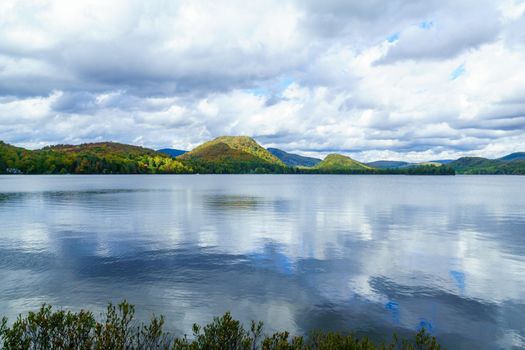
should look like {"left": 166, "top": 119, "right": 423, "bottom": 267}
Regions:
{"left": 178, "top": 136, "right": 285, "bottom": 173}
{"left": 0, "top": 141, "right": 190, "bottom": 174}
{"left": 0, "top": 141, "right": 36, "bottom": 173}
{"left": 267, "top": 148, "right": 321, "bottom": 167}
{"left": 3, "top": 137, "right": 521, "bottom": 175}
{"left": 44, "top": 142, "right": 160, "bottom": 157}
{"left": 313, "top": 154, "right": 371, "bottom": 173}
{"left": 499, "top": 152, "right": 525, "bottom": 161}
{"left": 449, "top": 156, "right": 525, "bottom": 174}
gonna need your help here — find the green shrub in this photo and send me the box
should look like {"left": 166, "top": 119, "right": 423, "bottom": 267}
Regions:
{"left": 0, "top": 301, "right": 443, "bottom": 350}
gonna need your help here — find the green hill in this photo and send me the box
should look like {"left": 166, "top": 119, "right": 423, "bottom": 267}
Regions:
{"left": 5, "top": 137, "right": 522, "bottom": 175}
{"left": 499, "top": 152, "right": 525, "bottom": 161}
{"left": 267, "top": 148, "right": 321, "bottom": 167}
{"left": 44, "top": 142, "right": 160, "bottom": 157}
{"left": 0, "top": 141, "right": 36, "bottom": 173}
{"left": 313, "top": 154, "right": 372, "bottom": 173}
{"left": 0, "top": 141, "right": 191, "bottom": 174}
{"left": 449, "top": 156, "right": 525, "bottom": 174}
{"left": 178, "top": 136, "right": 286, "bottom": 173}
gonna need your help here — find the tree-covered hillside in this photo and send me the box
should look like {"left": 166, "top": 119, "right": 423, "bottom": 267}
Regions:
{"left": 313, "top": 154, "right": 371, "bottom": 173}
{"left": 498, "top": 152, "right": 525, "bottom": 161}
{"left": 178, "top": 136, "right": 286, "bottom": 173}
{"left": 8, "top": 138, "right": 524, "bottom": 175}
{"left": 0, "top": 141, "right": 191, "bottom": 174}
{"left": 449, "top": 156, "right": 525, "bottom": 174}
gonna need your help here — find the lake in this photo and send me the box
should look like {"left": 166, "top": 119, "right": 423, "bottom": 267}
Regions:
{"left": 0, "top": 175, "right": 524, "bottom": 349}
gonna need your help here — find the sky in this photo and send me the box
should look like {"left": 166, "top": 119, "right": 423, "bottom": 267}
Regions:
{"left": 1, "top": 0, "right": 525, "bottom": 162}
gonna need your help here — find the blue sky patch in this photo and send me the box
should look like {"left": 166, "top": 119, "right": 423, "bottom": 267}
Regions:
{"left": 247, "top": 77, "right": 294, "bottom": 97}
{"left": 279, "top": 77, "right": 294, "bottom": 89}
{"left": 247, "top": 87, "right": 270, "bottom": 97}
{"left": 419, "top": 20, "right": 434, "bottom": 30}
{"left": 450, "top": 63, "right": 466, "bottom": 80}
{"left": 387, "top": 32, "right": 400, "bottom": 43}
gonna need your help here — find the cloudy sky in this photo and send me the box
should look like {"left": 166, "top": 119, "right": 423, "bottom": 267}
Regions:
{"left": 1, "top": 0, "right": 525, "bottom": 161}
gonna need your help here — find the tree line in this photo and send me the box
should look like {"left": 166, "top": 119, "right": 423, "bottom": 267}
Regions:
{"left": 0, "top": 141, "right": 455, "bottom": 175}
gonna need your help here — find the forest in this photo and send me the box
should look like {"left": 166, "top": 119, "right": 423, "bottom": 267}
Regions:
{"left": 0, "top": 139, "right": 457, "bottom": 176}
{"left": 0, "top": 141, "right": 192, "bottom": 174}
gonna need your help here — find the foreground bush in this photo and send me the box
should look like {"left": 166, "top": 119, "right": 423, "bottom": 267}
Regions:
{"left": 0, "top": 301, "right": 442, "bottom": 350}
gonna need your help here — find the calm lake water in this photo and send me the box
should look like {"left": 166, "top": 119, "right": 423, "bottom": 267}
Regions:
{"left": 0, "top": 175, "right": 524, "bottom": 348}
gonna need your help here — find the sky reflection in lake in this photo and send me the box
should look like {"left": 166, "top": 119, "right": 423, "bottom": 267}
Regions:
{"left": 0, "top": 175, "right": 524, "bottom": 349}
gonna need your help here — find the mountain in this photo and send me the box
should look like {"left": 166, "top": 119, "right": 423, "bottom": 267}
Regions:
{"left": 449, "top": 156, "right": 525, "bottom": 174}
{"left": 267, "top": 148, "right": 321, "bottom": 167}
{"left": 157, "top": 148, "right": 187, "bottom": 157}
{"left": 44, "top": 142, "right": 160, "bottom": 157}
{"left": 0, "top": 140, "right": 30, "bottom": 156}
{"left": 3, "top": 137, "right": 521, "bottom": 175}
{"left": 429, "top": 159, "right": 455, "bottom": 164}
{"left": 448, "top": 157, "right": 498, "bottom": 172}
{"left": 366, "top": 160, "right": 410, "bottom": 169}
{"left": 178, "top": 136, "right": 285, "bottom": 173}
{"left": 499, "top": 152, "right": 525, "bottom": 161}
{"left": 314, "top": 154, "right": 371, "bottom": 173}
{"left": 366, "top": 160, "right": 451, "bottom": 169}
{"left": 0, "top": 141, "right": 35, "bottom": 173}
{"left": 1, "top": 141, "right": 190, "bottom": 174}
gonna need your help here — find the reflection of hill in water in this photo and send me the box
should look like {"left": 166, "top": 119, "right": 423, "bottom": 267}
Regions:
{"left": 205, "top": 195, "right": 262, "bottom": 210}
{"left": 0, "top": 188, "right": 171, "bottom": 206}
{"left": 203, "top": 194, "right": 290, "bottom": 212}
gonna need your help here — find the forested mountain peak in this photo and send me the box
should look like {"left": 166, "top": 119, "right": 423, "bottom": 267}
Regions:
{"left": 43, "top": 142, "right": 159, "bottom": 156}
{"left": 499, "top": 152, "right": 525, "bottom": 161}
{"left": 315, "top": 154, "right": 371, "bottom": 171}
{"left": 180, "top": 136, "right": 284, "bottom": 166}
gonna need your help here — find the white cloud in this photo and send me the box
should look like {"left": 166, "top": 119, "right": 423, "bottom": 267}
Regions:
{"left": 0, "top": 0, "right": 524, "bottom": 161}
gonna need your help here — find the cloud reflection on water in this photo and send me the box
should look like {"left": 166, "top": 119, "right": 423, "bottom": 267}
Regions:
{"left": 0, "top": 175, "right": 524, "bottom": 349}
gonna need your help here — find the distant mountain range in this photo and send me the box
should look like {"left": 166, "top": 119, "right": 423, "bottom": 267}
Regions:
{"left": 0, "top": 137, "right": 523, "bottom": 175}
{"left": 364, "top": 154, "right": 525, "bottom": 175}
{"left": 499, "top": 152, "right": 525, "bottom": 161}
{"left": 447, "top": 155, "right": 525, "bottom": 174}
{"left": 366, "top": 160, "right": 410, "bottom": 169}
{"left": 267, "top": 148, "right": 321, "bottom": 167}
{"left": 157, "top": 148, "right": 187, "bottom": 157}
